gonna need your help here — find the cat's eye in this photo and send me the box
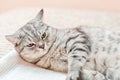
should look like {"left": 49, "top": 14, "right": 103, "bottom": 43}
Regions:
{"left": 26, "top": 43, "right": 35, "bottom": 47}
{"left": 41, "top": 32, "right": 46, "bottom": 39}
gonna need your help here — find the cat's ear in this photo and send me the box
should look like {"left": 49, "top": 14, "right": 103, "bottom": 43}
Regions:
{"left": 5, "top": 35, "right": 19, "bottom": 45}
{"left": 35, "top": 9, "right": 44, "bottom": 21}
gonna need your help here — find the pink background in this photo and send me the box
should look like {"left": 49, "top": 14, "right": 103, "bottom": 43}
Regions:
{"left": 0, "top": 0, "right": 120, "bottom": 13}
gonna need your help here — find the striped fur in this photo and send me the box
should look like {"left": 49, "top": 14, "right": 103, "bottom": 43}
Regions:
{"left": 6, "top": 9, "right": 120, "bottom": 80}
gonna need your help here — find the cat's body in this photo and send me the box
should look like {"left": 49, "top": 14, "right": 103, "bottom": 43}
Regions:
{"left": 81, "top": 27, "right": 120, "bottom": 71}
{"left": 6, "top": 9, "right": 120, "bottom": 80}
{"left": 35, "top": 27, "right": 89, "bottom": 72}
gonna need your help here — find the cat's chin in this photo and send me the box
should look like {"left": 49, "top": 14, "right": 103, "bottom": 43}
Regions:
{"left": 19, "top": 49, "right": 48, "bottom": 63}
{"left": 20, "top": 54, "right": 40, "bottom": 63}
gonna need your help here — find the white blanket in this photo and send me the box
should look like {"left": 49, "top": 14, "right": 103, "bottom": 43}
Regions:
{"left": 0, "top": 50, "right": 66, "bottom": 80}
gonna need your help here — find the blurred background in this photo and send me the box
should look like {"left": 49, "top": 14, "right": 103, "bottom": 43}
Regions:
{"left": 0, "top": 0, "right": 120, "bottom": 14}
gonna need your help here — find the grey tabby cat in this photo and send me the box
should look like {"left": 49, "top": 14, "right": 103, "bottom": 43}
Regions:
{"left": 6, "top": 9, "right": 120, "bottom": 80}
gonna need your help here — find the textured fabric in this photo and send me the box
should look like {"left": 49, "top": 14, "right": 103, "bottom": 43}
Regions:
{"left": 0, "top": 50, "right": 66, "bottom": 80}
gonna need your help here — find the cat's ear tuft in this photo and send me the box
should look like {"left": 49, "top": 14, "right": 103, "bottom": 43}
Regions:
{"left": 5, "top": 35, "right": 19, "bottom": 45}
{"left": 35, "top": 9, "right": 44, "bottom": 21}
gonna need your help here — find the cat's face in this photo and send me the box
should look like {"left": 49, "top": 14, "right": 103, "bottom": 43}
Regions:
{"left": 6, "top": 9, "right": 54, "bottom": 63}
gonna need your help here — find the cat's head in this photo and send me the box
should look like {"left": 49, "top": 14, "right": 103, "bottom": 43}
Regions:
{"left": 5, "top": 9, "right": 55, "bottom": 63}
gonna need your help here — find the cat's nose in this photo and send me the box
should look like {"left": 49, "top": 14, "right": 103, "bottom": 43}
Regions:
{"left": 39, "top": 44, "right": 45, "bottom": 49}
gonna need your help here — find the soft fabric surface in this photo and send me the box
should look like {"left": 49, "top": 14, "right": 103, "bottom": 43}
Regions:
{"left": 0, "top": 50, "right": 66, "bottom": 80}
{"left": 0, "top": 8, "right": 120, "bottom": 80}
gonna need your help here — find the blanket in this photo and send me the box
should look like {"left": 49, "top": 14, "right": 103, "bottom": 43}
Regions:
{"left": 0, "top": 50, "right": 66, "bottom": 80}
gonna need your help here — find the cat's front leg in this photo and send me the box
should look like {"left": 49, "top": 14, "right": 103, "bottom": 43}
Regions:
{"left": 66, "top": 46, "right": 89, "bottom": 80}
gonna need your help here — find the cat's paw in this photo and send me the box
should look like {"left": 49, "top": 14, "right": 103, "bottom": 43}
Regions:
{"left": 66, "top": 70, "right": 106, "bottom": 80}
{"left": 81, "top": 70, "right": 106, "bottom": 80}
{"left": 94, "top": 71, "right": 106, "bottom": 80}
{"left": 106, "top": 68, "right": 120, "bottom": 80}
{"left": 66, "top": 71, "right": 82, "bottom": 80}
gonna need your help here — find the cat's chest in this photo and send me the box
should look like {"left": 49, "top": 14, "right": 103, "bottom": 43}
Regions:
{"left": 51, "top": 43, "right": 68, "bottom": 68}
{"left": 50, "top": 51, "right": 68, "bottom": 72}
{"left": 36, "top": 44, "right": 68, "bottom": 72}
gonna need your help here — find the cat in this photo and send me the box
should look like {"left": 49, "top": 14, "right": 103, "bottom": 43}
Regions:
{"left": 6, "top": 9, "right": 120, "bottom": 80}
